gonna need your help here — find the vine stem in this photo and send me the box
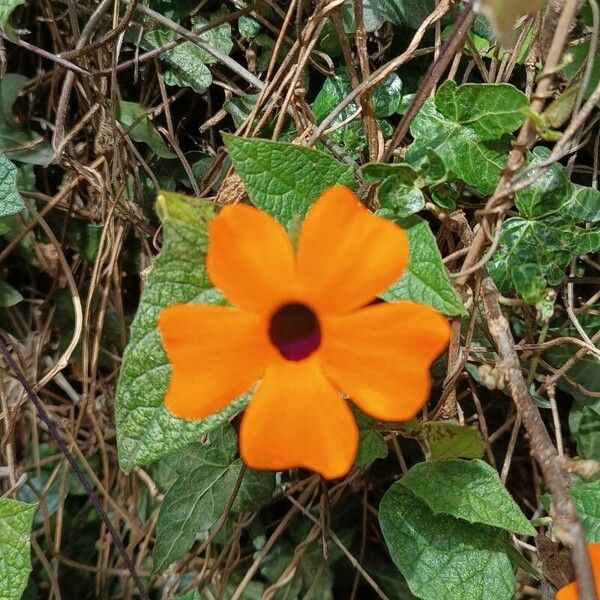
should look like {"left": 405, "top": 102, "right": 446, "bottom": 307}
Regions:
{"left": 0, "top": 332, "right": 149, "bottom": 600}
{"left": 481, "top": 276, "right": 597, "bottom": 600}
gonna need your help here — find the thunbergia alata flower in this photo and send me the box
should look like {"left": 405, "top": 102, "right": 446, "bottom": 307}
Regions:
{"left": 159, "top": 185, "right": 450, "bottom": 478}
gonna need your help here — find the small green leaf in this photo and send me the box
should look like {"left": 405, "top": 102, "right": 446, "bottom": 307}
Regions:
{"left": 0, "top": 281, "right": 22, "bottom": 307}
{"left": 379, "top": 182, "right": 425, "bottom": 218}
{"left": 0, "top": 75, "right": 53, "bottom": 165}
{"left": 0, "top": 154, "right": 24, "bottom": 217}
{"left": 239, "top": 15, "right": 261, "bottom": 39}
{"left": 152, "top": 426, "right": 241, "bottom": 572}
{"left": 223, "top": 134, "right": 356, "bottom": 223}
{"left": 435, "top": 80, "right": 528, "bottom": 140}
{"left": 408, "top": 100, "right": 511, "bottom": 195}
{"left": 115, "top": 192, "right": 243, "bottom": 471}
{"left": 489, "top": 217, "right": 576, "bottom": 295}
{"left": 570, "top": 400, "right": 600, "bottom": 460}
{"left": 354, "top": 409, "right": 388, "bottom": 466}
{"left": 511, "top": 263, "right": 546, "bottom": 305}
{"left": 400, "top": 459, "right": 536, "bottom": 536}
{"left": 144, "top": 14, "right": 232, "bottom": 94}
{"left": 312, "top": 70, "right": 401, "bottom": 154}
{"left": 572, "top": 478, "right": 600, "bottom": 542}
{"left": 372, "top": 73, "right": 403, "bottom": 118}
{"left": 381, "top": 215, "right": 464, "bottom": 316}
{"left": 0, "top": 499, "right": 36, "bottom": 600}
{"left": 116, "top": 100, "right": 176, "bottom": 159}
{"left": 514, "top": 147, "right": 570, "bottom": 220}
{"left": 413, "top": 420, "right": 485, "bottom": 461}
{"left": 379, "top": 483, "right": 516, "bottom": 600}
{"left": 0, "top": 0, "right": 24, "bottom": 40}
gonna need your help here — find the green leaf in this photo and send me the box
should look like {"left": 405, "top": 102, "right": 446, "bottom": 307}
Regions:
{"left": 511, "top": 263, "right": 546, "bottom": 305}
{"left": 379, "top": 483, "right": 516, "bottom": 600}
{"left": 0, "top": 499, "right": 36, "bottom": 600}
{"left": 145, "top": 0, "right": 198, "bottom": 21}
{"left": 341, "top": 0, "right": 435, "bottom": 31}
{"left": 372, "top": 73, "right": 403, "bottom": 118}
{"left": 381, "top": 215, "right": 464, "bottom": 316}
{"left": 0, "top": 154, "right": 24, "bottom": 217}
{"left": 144, "top": 29, "right": 212, "bottom": 93}
{"left": 0, "top": 75, "right": 53, "bottom": 165}
{"left": 572, "top": 478, "right": 600, "bottom": 542}
{"left": 564, "top": 41, "right": 600, "bottom": 107}
{"left": 408, "top": 81, "right": 527, "bottom": 195}
{"left": 0, "top": 0, "right": 24, "bottom": 40}
{"left": 408, "top": 100, "right": 510, "bottom": 195}
{"left": 400, "top": 459, "right": 536, "bottom": 536}
{"left": 144, "top": 14, "right": 232, "bottom": 94}
{"left": 569, "top": 184, "right": 600, "bottom": 223}
{"left": 115, "top": 192, "right": 244, "bottom": 471}
{"left": 116, "top": 100, "right": 176, "bottom": 159}
{"left": 223, "top": 134, "right": 356, "bottom": 223}
{"left": 312, "top": 70, "right": 401, "bottom": 154}
{"left": 434, "top": 80, "right": 528, "bottom": 140}
{"left": 0, "top": 281, "right": 23, "bottom": 307}
{"left": 514, "top": 147, "right": 570, "bottom": 219}
{"left": 413, "top": 420, "right": 485, "bottom": 461}
{"left": 239, "top": 15, "right": 261, "bottom": 39}
{"left": 354, "top": 409, "right": 388, "bottom": 466}
{"left": 489, "top": 217, "right": 577, "bottom": 294}
{"left": 224, "top": 94, "right": 259, "bottom": 129}
{"left": 570, "top": 400, "right": 600, "bottom": 460}
{"left": 379, "top": 182, "right": 425, "bottom": 218}
{"left": 152, "top": 425, "right": 241, "bottom": 572}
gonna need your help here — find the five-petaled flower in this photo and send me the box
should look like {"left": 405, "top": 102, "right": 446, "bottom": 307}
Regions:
{"left": 556, "top": 544, "right": 600, "bottom": 600}
{"left": 158, "top": 185, "right": 450, "bottom": 478}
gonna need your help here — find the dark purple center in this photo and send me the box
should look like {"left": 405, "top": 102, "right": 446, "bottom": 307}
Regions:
{"left": 269, "top": 303, "right": 321, "bottom": 361}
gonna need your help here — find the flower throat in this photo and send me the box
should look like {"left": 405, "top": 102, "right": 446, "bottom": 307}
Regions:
{"left": 269, "top": 303, "right": 321, "bottom": 361}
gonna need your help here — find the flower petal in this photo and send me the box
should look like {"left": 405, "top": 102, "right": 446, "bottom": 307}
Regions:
{"left": 321, "top": 302, "right": 450, "bottom": 421}
{"left": 239, "top": 361, "right": 358, "bottom": 479}
{"left": 296, "top": 185, "right": 409, "bottom": 313}
{"left": 556, "top": 544, "right": 600, "bottom": 600}
{"left": 159, "top": 304, "right": 273, "bottom": 419}
{"left": 207, "top": 204, "right": 297, "bottom": 311}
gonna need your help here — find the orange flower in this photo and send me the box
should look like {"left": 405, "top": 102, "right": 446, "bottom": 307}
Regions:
{"left": 556, "top": 544, "right": 600, "bottom": 600}
{"left": 158, "top": 185, "right": 450, "bottom": 478}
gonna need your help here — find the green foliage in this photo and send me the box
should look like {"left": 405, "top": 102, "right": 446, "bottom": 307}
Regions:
{"left": 341, "top": 0, "right": 435, "bottom": 31}
{"left": 0, "top": 499, "right": 36, "bottom": 600}
{"left": 400, "top": 459, "right": 535, "bottom": 535}
{"left": 0, "top": 154, "right": 23, "bottom": 217}
{"left": 355, "top": 410, "right": 388, "bottom": 466}
{"left": 0, "top": 0, "right": 24, "bottom": 40}
{"left": 408, "top": 81, "right": 527, "bottom": 194}
{"left": 223, "top": 134, "right": 356, "bottom": 223}
{"left": 570, "top": 398, "right": 600, "bottom": 461}
{"left": 489, "top": 147, "right": 600, "bottom": 302}
{"left": 143, "top": 12, "right": 233, "bottom": 94}
{"left": 380, "top": 214, "right": 464, "bottom": 316}
{"left": 412, "top": 421, "right": 485, "bottom": 461}
{"left": 312, "top": 70, "right": 401, "bottom": 154}
{"left": 0, "top": 281, "right": 22, "bottom": 307}
{"left": 571, "top": 478, "right": 600, "bottom": 542}
{"left": 116, "top": 101, "right": 176, "bottom": 159}
{"left": 153, "top": 425, "right": 275, "bottom": 572}
{"left": 363, "top": 150, "right": 446, "bottom": 217}
{"left": 0, "top": 75, "right": 53, "bottom": 165}
{"left": 379, "top": 483, "right": 516, "bottom": 600}
{"left": 115, "top": 191, "right": 245, "bottom": 471}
